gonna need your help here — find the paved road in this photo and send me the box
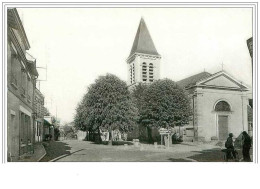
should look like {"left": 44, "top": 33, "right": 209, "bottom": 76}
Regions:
{"left": 45, "top": 140, "right": 238, "bottom": 162}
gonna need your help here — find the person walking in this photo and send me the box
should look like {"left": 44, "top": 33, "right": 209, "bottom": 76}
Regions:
{"left": 242, "top": 131, "right": 252, "bottom": 162}
{"left": 225, "top": 133, "right": 237, "bottom": 161}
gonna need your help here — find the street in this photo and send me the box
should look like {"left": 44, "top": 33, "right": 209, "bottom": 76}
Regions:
{"left": 39, "top": 140, "right": 251, "bottom": 162}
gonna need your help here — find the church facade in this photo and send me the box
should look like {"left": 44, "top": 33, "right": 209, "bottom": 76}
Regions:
{"left": 177, "top": 71, "right": 251, "bottom": 141}
{"left": 127, "top": 18, "right": 252, "bottom": 142}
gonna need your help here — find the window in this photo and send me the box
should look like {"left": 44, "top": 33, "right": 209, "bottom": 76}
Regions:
{"left": 10, "top": 46, "right": 18, "bottom": 87}
{"left": 149, "top": 63, "right": 154, "bottom": 82}
{"left": 130, "top": 63, "right": 135, "bottom": 84}
{"left": 27, "top": 77, "right": 31, "bottom": 102}
{"left": 142, "top": 62, "right": 147, "bottom": 82}
{"left": 21, "top": 70, "right": 26, "bottom": 97}
{"left": 132, "top": 63, "right": 135, "bottom": 84}
{"left": 215, "top": 101, "right": 231, "bottom": 111}
{"left": 130, "top": 65, "right": 133, "bottom": 84}
{"left": 36, "top": 122, "right": 41, "bottom": 136}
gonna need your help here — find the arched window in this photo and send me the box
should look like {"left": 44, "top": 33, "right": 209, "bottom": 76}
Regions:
{"left": 149, "top": 63, "right": 153, "bottom": 82}
{"left": 142, "top": 62, "right": 147, "bottom": 82}
{"left": 215, "top": 101, "right": 231, "bottom": 111}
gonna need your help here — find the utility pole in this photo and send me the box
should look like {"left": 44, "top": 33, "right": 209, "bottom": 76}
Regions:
{"left": 36, "top": 64, "right": 47, "bottom": 91}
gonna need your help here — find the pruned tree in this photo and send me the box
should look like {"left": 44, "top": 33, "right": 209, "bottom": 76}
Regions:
{"left": 131, "top": 83, "right": 148, "bottom": 114}
{"left": 140, "top": 79, "right": 191, "bottom": 129}
{"left": 74, "top": 74, "right": 138, "bottom": 144}
{"left": 129, "top": 83, "right": 149, "bottom": 140}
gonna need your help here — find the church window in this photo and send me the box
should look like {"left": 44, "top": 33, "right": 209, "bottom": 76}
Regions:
{"left": 215, "top": 101, "right": 231, "bottom": 111}
{"left": 132, "top": 64, "right": 135, "bottom": 83}
{"left": 142, "top": 62, "right": 147, "bottom": 82}
{"left": 130, "top": 65, "right": 133, "bottom": 84}
{"left": 149, "top": 63, "right": 154, "bottom": 82}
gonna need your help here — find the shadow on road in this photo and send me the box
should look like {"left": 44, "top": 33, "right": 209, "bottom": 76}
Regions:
{"left": 40, "top": 141, "right": 71, "bottom": 162}
{"left": 91, "top": 141, "right": 134, "bottom": 146}
{"left": 167, "top": 158, "right": 192, "bottom": 162}
{"left": 188, "top": 148, "right": 224, "bottom": 162}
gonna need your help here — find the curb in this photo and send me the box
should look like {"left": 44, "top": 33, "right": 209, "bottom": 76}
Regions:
{"left": 49, "top": 154, "right": 68, "bottom": 162}
{"left": 183, "top": 157, "right": 198, "bottom": 162}
{"left": 48, "top": 149, "right": 86, "bottom": 162}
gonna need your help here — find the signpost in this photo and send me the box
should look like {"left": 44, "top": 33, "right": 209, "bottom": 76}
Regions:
{"left": 159, "top": 128, "right": 171, "bottom": 148}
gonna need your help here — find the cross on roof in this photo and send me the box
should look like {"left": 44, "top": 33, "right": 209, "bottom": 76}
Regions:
{"left": 221, "top": 62, "right": 224, "bottom": 71}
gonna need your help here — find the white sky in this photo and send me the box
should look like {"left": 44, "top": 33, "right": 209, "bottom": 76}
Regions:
{"left": 17, "top": 8, "right": 252, "bottom": 124}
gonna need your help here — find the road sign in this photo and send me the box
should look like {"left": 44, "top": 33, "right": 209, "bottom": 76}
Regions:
{"left": 159, "top": 128, "right": 171, "bottom": 135}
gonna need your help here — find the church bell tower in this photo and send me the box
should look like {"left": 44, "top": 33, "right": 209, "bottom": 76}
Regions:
{"left": 127, "top": 18, "right": 161, "bottom": 88}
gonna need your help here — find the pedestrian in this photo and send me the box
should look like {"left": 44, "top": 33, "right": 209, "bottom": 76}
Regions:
{"left": 225, "top": 133, "right": 237, "bottom": 160}
{"left": 242, "top": 131, "right": 252, "bottom": 162}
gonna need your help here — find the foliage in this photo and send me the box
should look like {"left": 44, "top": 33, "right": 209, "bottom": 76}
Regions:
{"left": 131, "top": 83, "right": 148, "bottom": 113}
{"left": 74, "top": 74, "right": 138, "bottom": 133}
{"left": 139, "top": 79, "right": 191, "bottom": 129}
{"left": 63, "top": 125, "right": 74, "bottom": 135}
{"left": 51, "top": 117, "right": 56, "bottom": 125}
{"left": 54, "top": 127, "right": 60, "bottom": 141}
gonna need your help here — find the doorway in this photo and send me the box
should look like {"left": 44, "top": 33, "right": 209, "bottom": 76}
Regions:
{"left": 218, "top": 115, "right": 228, "bottom": 140}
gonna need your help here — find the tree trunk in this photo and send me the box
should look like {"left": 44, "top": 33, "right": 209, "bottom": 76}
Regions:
{"left": 108, "top": 130, "right": 113, "bottom": 146}
{"left": 147, "top": 127, "right": 153, "bottom": 144}
{"left": 97, "top": 129, "right": 102, "bottom": 144}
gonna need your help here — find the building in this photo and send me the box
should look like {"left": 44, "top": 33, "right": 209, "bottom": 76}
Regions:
{"left": 246, "top": 37, "right": 253, "bottom": 136}
{"left": 177, "top": 70, "right": 251, "bottom": 141}
{"left": 27, "top": 53, "right": 46, "bottom": 143}
{"left": 43, "top": 116, "right": 55, "bottom": 141}
{"left": 7, "top": 8, "right": 39, "bottom": 161}
{"left": 127, "top": 18, "right": 161, "bottom": 89}
{"left": 34, "top": 87, "right": 45, "bottom": 142}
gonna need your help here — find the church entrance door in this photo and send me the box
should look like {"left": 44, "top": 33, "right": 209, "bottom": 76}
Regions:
{"left": 218, "top": 115, "right": 228, "bottom": 140}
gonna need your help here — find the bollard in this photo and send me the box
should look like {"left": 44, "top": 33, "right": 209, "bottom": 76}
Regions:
{"left": 133, "top": 139, "right": 140, "bottom": 147}
{"left": 154, "top": 142, "right": 158, "bottom": 149}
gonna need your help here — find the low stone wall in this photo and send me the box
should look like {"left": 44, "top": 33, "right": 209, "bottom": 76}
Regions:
{"left": 77, "top": 131, "right": 87, "bottom": 141}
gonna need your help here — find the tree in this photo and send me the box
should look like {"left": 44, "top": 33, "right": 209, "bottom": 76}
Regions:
{"left": 129, "top": 83, "right": 149, "bottom": 140}
{"left": 74, "top": 74, "right": 138, "bottom": 144}
{"left": 140, "top": 79, "right": 191, "bottom": 130}
{"left": 131, "top": 83, "right": 148, "bottom": 114}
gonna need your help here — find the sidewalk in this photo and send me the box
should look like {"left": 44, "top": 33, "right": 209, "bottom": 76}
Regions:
{"left": 17, "top": 143, "right": 46, "bottom": 162}
{"left": 40, "top": 141, "right": 72, "bottom": 162}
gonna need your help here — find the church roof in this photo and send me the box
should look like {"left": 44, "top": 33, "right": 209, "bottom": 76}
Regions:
{"left": 177, "top": 71, "right": 212, "bottom": 88}
{"left": 128, "top": 18, "right": 160, "bottom": 58}
{"left": 177, "top": 70, "right": 250, "bottom": 91}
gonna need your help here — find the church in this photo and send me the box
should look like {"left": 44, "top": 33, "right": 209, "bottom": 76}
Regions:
{"left": 127, "top": 18, "right": 252, "bottom": 141}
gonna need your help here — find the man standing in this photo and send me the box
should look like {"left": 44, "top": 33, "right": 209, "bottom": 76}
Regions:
{"left": 225, "top": 133, "right": 237, "bottom": 160}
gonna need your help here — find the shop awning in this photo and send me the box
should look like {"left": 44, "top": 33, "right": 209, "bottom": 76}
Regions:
{"left": 44, "top": 118, "right": 52, "bottom": 127}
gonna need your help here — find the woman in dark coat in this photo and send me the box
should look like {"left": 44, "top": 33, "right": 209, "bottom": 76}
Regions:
{"left": 242, "top": 131, "right": 252, "bottom": 162}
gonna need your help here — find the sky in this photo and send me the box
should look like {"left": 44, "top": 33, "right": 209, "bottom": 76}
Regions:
{"left": 17, "top": 8, "right": 252, "bottom": 124}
